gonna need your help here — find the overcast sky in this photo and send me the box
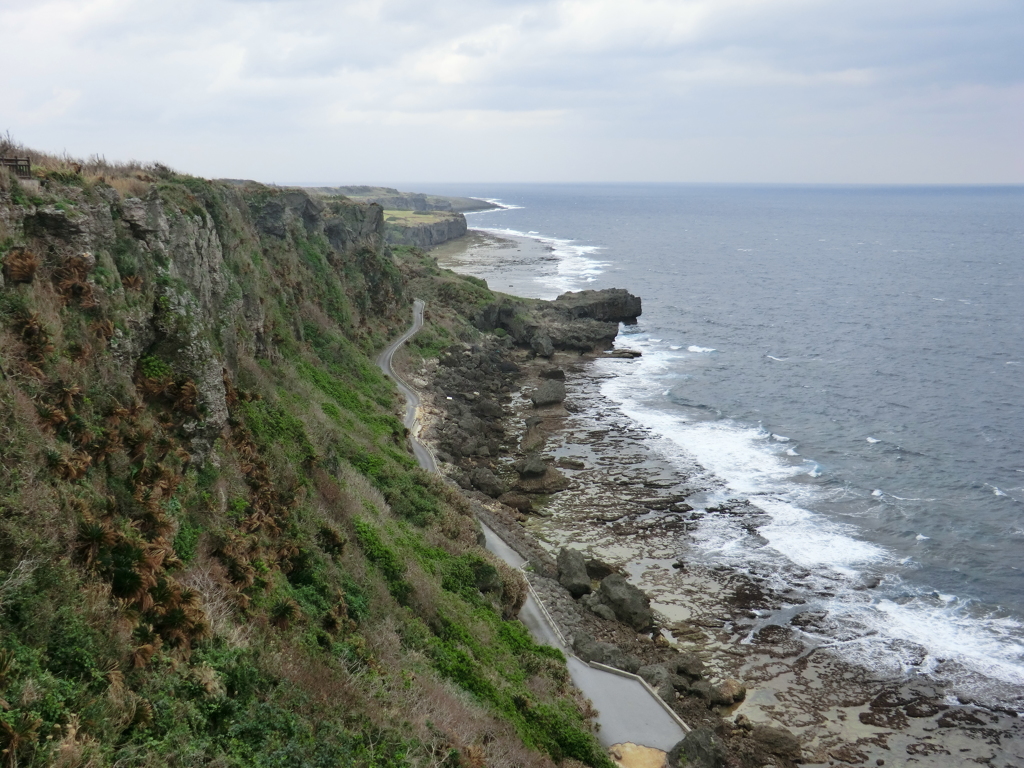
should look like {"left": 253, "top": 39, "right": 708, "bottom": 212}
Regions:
{"left": 2, "top": 0, "right": 1021, "bottom": 184}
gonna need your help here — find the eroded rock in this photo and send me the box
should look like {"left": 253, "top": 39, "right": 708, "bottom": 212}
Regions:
{"left": 667, "top": 728, "right": 726, "bottom": 768}
{"left": 749, "top": 725, "right": 801, "bottom": 760}
{"left": 556, "top": 548, "right": 591, "bottom": 598}
{"left": 470, "top": 467, "right": 506, "bottom": 498}
{"left": 572, "top": 633, "right": 641, "bottom": 673}
{"left": 597, "top": 574, "right": 654, "bottom": 631}
{"left": 637, "top": 664, "right": 675, "bottom": 701}
{"left": 531, "top": 380, "right": 566, "bottom": 406}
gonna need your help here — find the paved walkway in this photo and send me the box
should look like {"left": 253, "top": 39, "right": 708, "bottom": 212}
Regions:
{"left": 377, "top": 300, "right": 688, "bottom": 752}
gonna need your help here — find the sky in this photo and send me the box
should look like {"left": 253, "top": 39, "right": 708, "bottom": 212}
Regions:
{"left": 1, "top": 0, "right": 1022, "bottom": 184}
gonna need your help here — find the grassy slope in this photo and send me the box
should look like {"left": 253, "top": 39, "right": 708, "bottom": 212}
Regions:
{"left": 0, "top": 159, "right": 611, "bottom": 768}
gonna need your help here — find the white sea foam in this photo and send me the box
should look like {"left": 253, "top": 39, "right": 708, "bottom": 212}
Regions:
{"left": 593, "top": 332, "right": 1024, "bottom": 701}
{"left": 866, "top": 437, "right": 881, "bottom": 443}
{"left": 670, "top": 345, "right": 682, "bottom": 350}
{"left": 465, "top": 198, "right": 524, "bottom": 211}
{"left": 687, "top": 345, "right": 716, "bottom": 353}
{"left": 916, "top": 534, "right": 930, "bottom": 540}
{"left": 767, "top": 355, "right": 788, "bottom": 361}
{"left": 600, "top": 350, "right": 883, "bottom": 573}
{"left": 755, "top": 497, "right": 883, "bottom": 569}
{"left": 476, "top": 226, "right": 609, "bottom": 295}
{"left": 824, "top": 593, "right": 1024, "bottom": 687}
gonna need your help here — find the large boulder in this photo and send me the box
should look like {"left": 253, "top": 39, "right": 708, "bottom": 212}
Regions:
{"left": 637, "top": 664, "right": 675, "bottom": 702}
{"left": 530, "top": 333, "right": 554, "bottom": 358}
{"left": 515, "top": 467, "right": 571, "bottom": 494}
{"left": 572, "top": 633, "right": 641, "bottom": 674}
{"left": 497, "top": 492, "right": 534, "bottom": 513}
{"left": 556, "top": 548, "right": 591, "bottom": 598}
{"left": 749, "top": 725, "right": 801, "bottom": 760}
{"left": 667, "top": 728, "right": 726, "bottom": 768}
{"left": 598, "top": 574, "right": 654, "bottom": 631}
{"left": 469, "top": 468, "right": 506, "bottom": 498}
{"left": 709, "top": 678, "right": 746, "bottom": 705}
{"left": 672, "top": 651, "right": 705, "bottom": 680}
{"left": 473, "top": 398, "right": 504, "bottom": 418}
{"left": 530, "top": 380, "right": 566, "bottom": 406}
{"left": 514, "top": 454, "right": 549, "bottom": 478}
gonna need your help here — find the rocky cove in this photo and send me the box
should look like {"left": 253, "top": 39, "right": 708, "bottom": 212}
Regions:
{"left": 395, "top": 250, "right": 1024, "bottom": 768}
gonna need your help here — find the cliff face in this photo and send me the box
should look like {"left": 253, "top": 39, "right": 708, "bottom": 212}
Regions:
{"left": 3, "top": 179, "right": 401, "bottom": 463}
{"left": 0, "top": 162, "right": 610, "bottom": 768}
{"left": 383, "top": 210, "right": 468, "bottom": 248}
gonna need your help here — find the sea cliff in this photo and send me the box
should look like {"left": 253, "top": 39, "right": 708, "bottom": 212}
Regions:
{"left": 0, "top": 149, "right": 617, "bottom": 768}
{"left": 382, "top": 209, "right": 468, "bottom": 248}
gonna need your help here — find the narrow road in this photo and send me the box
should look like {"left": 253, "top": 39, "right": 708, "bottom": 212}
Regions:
{"left": 377, "top": 300, "right": 688, "bottom": 753}
{"left": 376, "top": 299, "right": 437, "bottom": 474}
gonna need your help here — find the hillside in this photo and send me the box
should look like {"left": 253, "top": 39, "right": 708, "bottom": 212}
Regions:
{"left": 0, "top": 148, "right": 611, "bottom": 768}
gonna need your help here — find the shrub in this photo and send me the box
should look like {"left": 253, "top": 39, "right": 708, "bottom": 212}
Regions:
{"left": 1, "top": 247, "right": 39, "bottom": 284}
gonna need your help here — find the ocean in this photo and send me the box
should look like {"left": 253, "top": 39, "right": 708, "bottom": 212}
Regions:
{"left": 424, "top": 182, "right": 1024, "bottom": 705}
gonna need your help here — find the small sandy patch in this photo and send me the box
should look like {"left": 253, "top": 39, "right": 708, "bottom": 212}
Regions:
{"left": 608, "top": 743, "right": 667, "bottom": 768}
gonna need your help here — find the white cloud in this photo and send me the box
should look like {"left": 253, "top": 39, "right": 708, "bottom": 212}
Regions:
{"left": 0, "top": 0, "right": 1020, "bottom": 181}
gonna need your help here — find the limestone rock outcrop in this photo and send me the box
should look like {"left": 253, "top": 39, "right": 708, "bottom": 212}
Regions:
{"left": 552, "top": 288, "right": 643, "bottom": 322}
{"left": 383, "top": 212, "right": 467, "bottom": 248}
{"left": 474, "top": 288, "right": 642, "bottom": 355}
{"left": 556, "top": 548, "right": 592, "bottom": 598}
{"left": 572, "top": 633, "right": 642, "bottom": 673}
{"left": 584, "top": 574, "right": 655, "bottom": 631}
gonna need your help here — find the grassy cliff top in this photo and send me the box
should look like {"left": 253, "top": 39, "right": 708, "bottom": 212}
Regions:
{"left": 383, "top": 210, "right": 464, "bottom": 226}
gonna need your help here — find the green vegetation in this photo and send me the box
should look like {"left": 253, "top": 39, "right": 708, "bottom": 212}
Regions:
{"left": 0, "top": 152, "right": 608, "bottom": 768}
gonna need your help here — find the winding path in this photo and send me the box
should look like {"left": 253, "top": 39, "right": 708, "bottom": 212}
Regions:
{"left": 377, "top": 300, "right": 688, "bottom": 753}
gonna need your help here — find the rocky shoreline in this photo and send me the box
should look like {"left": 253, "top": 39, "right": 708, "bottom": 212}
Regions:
{"left": 393, "top": 280, "right": 1024, "bottom": 768}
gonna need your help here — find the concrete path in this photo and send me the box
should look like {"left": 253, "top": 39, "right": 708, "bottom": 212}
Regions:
{"left": 376, "top": 299, "right": 438, "bottom": 474}
{"left": 377, "top": 300, "right": 688, "bottom": 753}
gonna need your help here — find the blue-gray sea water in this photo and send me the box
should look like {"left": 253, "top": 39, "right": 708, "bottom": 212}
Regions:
{"left": 425, "top": 183, "right": 1024, "bottom": 701}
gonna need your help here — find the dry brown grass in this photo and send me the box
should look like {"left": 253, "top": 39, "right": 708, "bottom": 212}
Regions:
{"left": 179, "top": 555, "right": 251, "bottom": 647}
{"left": 0, "top": 133, "right": 173, "bottom": 187}
{"left": 2, "top": 247, "right": 39, "bottom": 284}
{"left": 48, "top": 715, "right": 103, "bottom": 768}
{"left": 338, "top": 464, "right": 390, "bottom": 517}
{"left": 107, "top": 176, "right": 152, "bottom": 199}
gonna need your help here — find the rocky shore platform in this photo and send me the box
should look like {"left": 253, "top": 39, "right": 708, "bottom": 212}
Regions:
{"left": 392, "top": 282, "right": 1024, "bottom": 768}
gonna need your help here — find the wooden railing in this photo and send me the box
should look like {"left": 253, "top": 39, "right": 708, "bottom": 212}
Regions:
{"left": 0, "top": 157, "right": 32, "bottom": 178}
